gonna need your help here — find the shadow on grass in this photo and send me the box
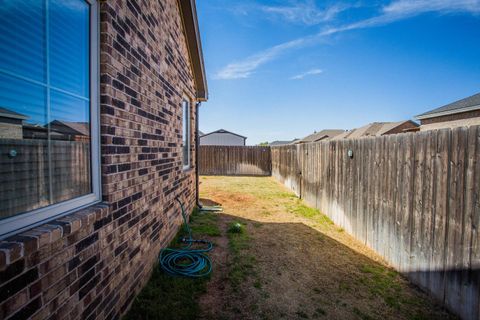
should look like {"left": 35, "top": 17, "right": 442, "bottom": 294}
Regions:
{"left": 124, "top": 207, "right": 218, "bottom": 320}
{"left": 213, "top": 213, "right": 457, "bottom": 320}
{"left": 123, "top": 266, "right": 209, "bottom": 320}
{"left": 124, "top": 200, "right": 458, "bottom": 320}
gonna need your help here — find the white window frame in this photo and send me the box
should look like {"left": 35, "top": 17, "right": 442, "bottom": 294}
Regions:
{"left": 182, "top": 98, "right": 191, "bottom": 170}
{"left": 0, "top": 0, "right": 101, "bottom": 240}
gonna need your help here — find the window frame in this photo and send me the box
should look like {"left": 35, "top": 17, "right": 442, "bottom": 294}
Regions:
{"left": 0, "top": 0, "right": 101, "bottom": 240}
{"left": 182, "top": 98, "right": 191, "bottom": 170}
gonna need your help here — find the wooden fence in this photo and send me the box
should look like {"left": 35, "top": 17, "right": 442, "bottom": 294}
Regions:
{"left": 199, "top": 145, "right": 271, "bottom": 176}
{"left": 0, "top": 139, "right": 91, "bottom": 218}
{"left": 271, "top": 126, "right": 479, "bottom": 320}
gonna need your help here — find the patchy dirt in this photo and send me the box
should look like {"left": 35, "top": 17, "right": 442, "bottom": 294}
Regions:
{"left": 198, "top": 176, "right": 456, "bottom": 320}
{"left": 198, "top": 210, "right": 230, "bottom": 319}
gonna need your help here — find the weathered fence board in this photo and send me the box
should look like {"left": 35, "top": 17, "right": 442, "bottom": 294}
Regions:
{"left": 271, "top": 126, "right": 480, "bottom": 320}
{"left": 0, "top": 139, "right": 91, "bottom": 218}
{"left": 199, "top": 145, "right": 271, "bottom": 176}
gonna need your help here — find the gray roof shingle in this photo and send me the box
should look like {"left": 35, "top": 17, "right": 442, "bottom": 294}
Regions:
{"left": 297, "top": 129, "right": 345, "bottom": 143}
{"left": 416, "top": 92, "right": 480, "bottom": 119}
{"left": 269, "top": 140, "right": 297, "bottom": 146}
{"left": 0, "top": 107, "right": 28, "bottom": 120}
{"left": 201, "top": 129, "right": 247, "bottom": 139}
{"left": 332, "top": 121, "right": 418, "bottom": 140}
{"left": 49, "top": 120, "right": 90, "bottom": 136}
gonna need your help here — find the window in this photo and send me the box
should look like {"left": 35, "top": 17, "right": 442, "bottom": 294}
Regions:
{"left": 0, "top": 0, "right": 100, "bottom": 238}
{"left": 182, "top": 99, "right": 191, "bottom": 169}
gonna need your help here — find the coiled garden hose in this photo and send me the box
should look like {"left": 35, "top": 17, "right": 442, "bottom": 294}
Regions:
{"left": 159, "top": 198, "right": 213, "bottom": 278}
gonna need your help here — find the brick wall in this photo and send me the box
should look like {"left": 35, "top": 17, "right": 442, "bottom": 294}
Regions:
{"left": 420, "top": 109, "right": 480, "bottom": 124}
{"left": 0, "top": 1, "right": 199, "bottom": 319}
{"left": 420, "top": 117, "right": 480, "bottom": 131}
{"left": 383, "top": 121, "right": 418, "bottom": 134}
{"left": 0, "top": 122, "right": 22, "bottom": 139}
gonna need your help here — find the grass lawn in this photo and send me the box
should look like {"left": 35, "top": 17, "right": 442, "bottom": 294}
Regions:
{"left": 124, "top": 208, "right": 219, "bottom": 320}
{"left": 125, "top": 176, "right": 455, "bottom": 320}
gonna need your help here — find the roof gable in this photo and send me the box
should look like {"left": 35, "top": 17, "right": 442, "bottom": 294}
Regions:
{"left": 200, "top": 129, "right": 247, "bottom": 139}
{"left": 48, "top": 120, "right": 90, "bottom": 136}
{"left": 298, "top": 129, "right": 345, "bottom": 143}
{"left": 269, "top": 140, "right": 296, "bottom": 146}
{"left": 377, "top": 120, "right": 418, "bottom": 135}
{"left": 333, "top": 121, "right": 418, "bottom": 140}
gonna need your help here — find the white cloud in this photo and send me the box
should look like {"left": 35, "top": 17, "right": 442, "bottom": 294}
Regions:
{"left": 320, "top": 0, "right": 480, "bottom": 36}
{"left": 214, "top": 37, "right": 309, "bottom": 79}
{"left": 383, "top": 0, "right": 480, "bottom": 16}
{"left": 290, "top": 68, "right": 323, "bottom": 80}
{"left": 216, "top": 0, "right": 480, "bottom": 80}
{"left": 261, "top": 0, "right": 350, "bottom": 25}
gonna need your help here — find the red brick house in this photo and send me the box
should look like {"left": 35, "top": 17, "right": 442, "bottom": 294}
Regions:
{"left": 0, "top": 0, "right": 207, "bottom": 319}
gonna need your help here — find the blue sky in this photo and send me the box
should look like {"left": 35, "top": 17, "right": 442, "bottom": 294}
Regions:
{"left": 196, "top": 0, "right": 480, "bottom": 145}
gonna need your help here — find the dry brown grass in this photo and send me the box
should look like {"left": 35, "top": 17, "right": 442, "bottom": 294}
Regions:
{"left": 198, "top": 176, "right": 455, "bottom": 320}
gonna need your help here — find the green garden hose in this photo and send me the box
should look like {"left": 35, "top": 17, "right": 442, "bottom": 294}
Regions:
{"left": 159, "top": 198, "right": 213, "bottom": 278}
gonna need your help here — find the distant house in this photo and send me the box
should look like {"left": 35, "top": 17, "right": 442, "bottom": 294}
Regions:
{"left": 296, "top": 129, "right": 345, "bottom": 144}
{"left": 48, "top": 120, "right": 90, "bottom": 141}
{"left": 416, "top": 92, "right": 480, "bottom": 131}
{"left": 269, "top": 139, "right": 298, "bottom": 146}
{"left": 0, "top": 107, "right": 27, "bottom": 139}
{"left": 200, "top": 129, "right": 246, "bottom": 146}
{"left": 333, "top": 121, "right": 419, "bottom": 140}
{"left": 23, "top": 124, "right": 62, "bottom": 140}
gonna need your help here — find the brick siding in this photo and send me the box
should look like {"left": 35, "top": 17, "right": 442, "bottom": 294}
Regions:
{"left": 0, "top": 1, "right": 199, "bottom": 319}
{"left": 383, "top": 121, "right": 418, "bottom": 134}
{"left": 420, "top": 109, "right": 480, "bottom": 125}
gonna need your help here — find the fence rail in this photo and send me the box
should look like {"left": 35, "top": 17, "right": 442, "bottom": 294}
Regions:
{"left": 199, "top": 145, "right": 271, "bottom": 176}
{"left": 271, "top": 126, "right": 480, "bottom": 320}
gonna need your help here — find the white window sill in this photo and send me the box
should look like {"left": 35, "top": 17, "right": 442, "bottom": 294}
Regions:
{"left": 0, "top": 193, "right": 101, "bottom": 240}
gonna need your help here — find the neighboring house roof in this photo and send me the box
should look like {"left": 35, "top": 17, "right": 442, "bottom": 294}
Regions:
{"left": 0, "top": 107, "right": 28, "bottom": 120}
{"left": 48, "top": 120, "right": 90, "bottom": 136}
{"left": 376, "top": 120, "right": 418, "bottom": 135}
{"left": 346, "top": 122, "right": 385, "bottom": 139}
{"left": 198, "top": 130, "right": 204, "bottom": 136}
{"left": 333, "top": 121, "right": 418, "bottom": 140}
{"left": 23, "top": 123, "right": 63, "bottom": 136}
{"left": 177, "top": 0, "right": 208, "bottom": 101}
{"left": 416, "top": 92, "right": 480, "bottom": 120}
{"left": 332, "top": 130, "right": 352, "bottom": 140}
{"left": 296, "top": 129, "right": 345, "bottom": 144}
{"left": 200, "top": 129, "right": 247, "bottom": 139}
{"left": 269, "top": 140, "right": 296, "bottom": 146}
